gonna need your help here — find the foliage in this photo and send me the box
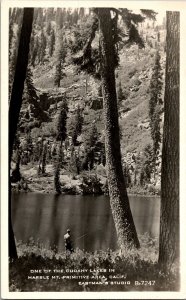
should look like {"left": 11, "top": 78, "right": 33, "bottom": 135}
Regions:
{"left": 140, "top": 144, "right": 154, "bottom": 185}
{"left": 54, "top": 32, "right": 67, "bottom": 87}
{"left": 38, "top": 140, "right": 47, "bottom": 175}
{"left": 68, "top": 146, "right": 81, "bottom": 175}
{"left": 49, "top": 28, "right": 55, "bottom": 57}
{"left": 80, "top": 174, "right": 102, "bottom": 194}
{"left": 69, "top": 105, "right": 84, "bottom": 146}
{"left": 149, "top": 50, "right": 163, "bottom": 159}
{"left": 9, "top": 8, "right": 23, "bottom": 97}
{"left": 9, "top": 7, "right": 165, "bottom": 191}
{"left": 41, "top": 142, "right": 47, "bottom": 174}
{"left": 150, "top": 105, "right": 161, "bottom": 159}
{"left": 56, "top": 98, "right": 68, "bottom": 142}
{"left": 81, "top": 123, "right": 99, "bottom": 170}
{"left": 54, "top": 162, "right": 61, "bottom": 194}
{"left": 24, "top": 67, "right": 49, "bottom": 122}
{"left": 11, "top": 150, "right": 21, "bottom": 183}
{"left": 9, "top": 235, "right": 179, "bottom": 292}
{"left": 38, "top": 30, "right": 47, "bottom": 63}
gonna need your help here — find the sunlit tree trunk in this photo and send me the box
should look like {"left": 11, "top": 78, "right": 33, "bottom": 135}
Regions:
{"left": 159, "top": 11, "right": 179, "bottom": 270}
{"left": 97, "top": 8, "right": 140, "bottom": 248}
{"left": 9, "top": 8, "right": 34, "bottom": 258}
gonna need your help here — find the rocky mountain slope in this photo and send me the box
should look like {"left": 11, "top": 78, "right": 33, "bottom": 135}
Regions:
{"left": 11, "top": 10, "right": 166, "bottom": 194}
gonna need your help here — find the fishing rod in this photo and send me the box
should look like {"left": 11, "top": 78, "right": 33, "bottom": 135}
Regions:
{"left": 74, "top": 228, "right": 103, "bottom": 242}
{"left": 75, "top": 233, "right": 89, "bottom": 241}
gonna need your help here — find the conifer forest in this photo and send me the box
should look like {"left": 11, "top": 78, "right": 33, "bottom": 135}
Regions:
{"left": 8, "top": 7, "right": 179, "bottom": 292}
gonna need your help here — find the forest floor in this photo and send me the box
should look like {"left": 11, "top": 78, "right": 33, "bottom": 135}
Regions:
{"left": 9, "top": 235, "right": 178, "bottom": 292}
{"left": 12, "top": 163, "right": 160, "bottom": 196}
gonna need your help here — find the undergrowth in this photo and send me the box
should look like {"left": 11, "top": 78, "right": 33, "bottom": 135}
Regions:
{"left": 9, "top": 234, "right": 179, "bottom": 292}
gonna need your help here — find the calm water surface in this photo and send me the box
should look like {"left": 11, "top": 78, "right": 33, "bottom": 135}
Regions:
{"left": 12, "top": 193, "right": 160, "bottom": 252}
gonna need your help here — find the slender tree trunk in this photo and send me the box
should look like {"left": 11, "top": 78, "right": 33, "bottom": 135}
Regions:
{"left": 158, "top": 12, "right": 179, "bottom": 270}
{"left": 97, "top": 8, "right": 139, "bottom": 248}
{"left": 9, "top": 8, "right": 34, "bottom": 258}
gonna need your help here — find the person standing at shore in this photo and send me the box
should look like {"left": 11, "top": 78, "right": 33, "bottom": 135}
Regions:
{"left": 64, "top": 229, "right": 73, "bottom": 253}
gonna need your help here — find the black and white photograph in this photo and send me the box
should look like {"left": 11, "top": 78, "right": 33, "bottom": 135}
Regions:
{"left": 1, "top": 0, "right": 186, "bottom": 298}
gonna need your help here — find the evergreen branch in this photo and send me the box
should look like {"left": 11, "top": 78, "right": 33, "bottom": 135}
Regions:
{"left": 140, "top": 9, "right": 157, "bottom": 20}
{"left": 125, "top": 24, "right": 145, "bottom": 48}
{"left": 73, "top": 16, "right": 98, "bottom": 73}
{"left": 110, "top": 8, "right": 145, "bottom": 48}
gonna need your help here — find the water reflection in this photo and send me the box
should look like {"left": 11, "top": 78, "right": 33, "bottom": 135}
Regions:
{"left": 12, "top": 193, "right": 160, "bottom": 252}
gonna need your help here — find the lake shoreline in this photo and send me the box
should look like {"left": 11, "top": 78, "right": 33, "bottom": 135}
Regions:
{"left": 9, "top": 237, "right": 178, "bottom": 292}
{"left": 11, "top": 163, "right": 160, "bottom": 196}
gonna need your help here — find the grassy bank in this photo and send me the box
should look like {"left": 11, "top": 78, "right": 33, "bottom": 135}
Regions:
{"left": 9, "top": 235, "right": 178, "bottom": 292}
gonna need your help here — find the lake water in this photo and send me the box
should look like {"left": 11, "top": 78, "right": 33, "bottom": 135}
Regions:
{"left": 12, "top": 193, "right": 160, "bottom": 252}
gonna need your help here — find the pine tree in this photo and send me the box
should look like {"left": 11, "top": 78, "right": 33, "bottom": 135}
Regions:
{"left": 46, "top": 21, "right": 52, "bottom": 36}
{"left": 49, "top": 28, "right": 55, "bottom": 57}
{"left": 25, "top": 67, "right": 49, "bottom": 122}
{"left": 73, "top": 8, "right": 79, "bottom": 25}
{"left": 56, "top": 8, "right": 64, "bottom": 29}
{"left": 39, "top": 30, "right": 47, "bottom": 64}
{"left": 46, "top": 8, "right": 54, "bottom": 34}
{"left": 25, "top": 130, "right": 33, "bottom": 162}
{"left": 54, "top": 162, "right": 61, "bottom": 194}
{"left": 149, "top": 50, "right": 163, "bottom": 161}
{"left": 37, "top": 138, "right": 44, "bottom": 174}
{"left": 68, "top": 146, "right": 80, "bottom": 175}
{"left": 73, "top": 7, "right": 156, "bottom": 248}
{"left": 71, "top": 105, "right": 83, "bottom": 146}
{"left": 41, "top": 142, "right": 47, "bottom": 174}
{"left": 79, "top": 8, "right": 85, "bottom": 19}
{"left": 31, "top": 35, "right": 39, "bottom": 66}
{"left": 151, "top": 105, "right": 161, "bottom": 159}
{"left": 140, "top": 144, "right": 154, "bottom": 184}
{"left": 54, "top": 33, "right": 67, "bottom": 87}
{"left": 56, "top": 98, "right": 68, "bottom": 143}
{"left": 82, "top": 123, "right": 99, "bottom": 170}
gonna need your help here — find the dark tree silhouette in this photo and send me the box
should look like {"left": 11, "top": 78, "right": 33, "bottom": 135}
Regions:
{"left": 73, "top": 8, "right": 156, "bottom": 248}
{"left": 159, "top": 11, "right": 180, "bottom": 270}
{"left": 97, "top": 8, "right": 140, "bottom": 248}
{"left": 9, "top": 8, "right": 34, "bottom": 259}
{"left": 82, "top": 123, "right": 99, "bottom": 171}
{"left": 54, "top": 162, "right": 61, "bottom": 194}
{"left": 149, "top": 50, "right": 163, "bottom": 161}
{"left": 56, "top": 98, "right": 68, "bottom": 143}
{"left": 49, "top": 28, "right": 55, "bottom": 57}
{"left": 54, "top": 34, "right": 67, "bottom": 87}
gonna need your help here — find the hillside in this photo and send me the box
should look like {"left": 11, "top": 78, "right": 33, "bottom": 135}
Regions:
{"left": 9, "top": 8, "right": 166, "bottom": 195}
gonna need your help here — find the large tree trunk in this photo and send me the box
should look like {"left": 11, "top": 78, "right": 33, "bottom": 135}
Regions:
{"left": 97, "top": 8, "right": 140, "bottom": 248}
{"left": 9, "top": 8, "right": 34, "bottom": 258}
{"left": 158, "top": 12, "right": 179, "bottom": 270}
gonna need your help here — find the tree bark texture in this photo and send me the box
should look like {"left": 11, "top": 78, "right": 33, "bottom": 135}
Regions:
{"left": 98, "top": 8, "right": 140, "bottom": 248}
{"left": 158, "top": 11, "right": 180, "bottom": 269}
{"left": 9, "top": 8, "right": 34, "bottom": 258}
